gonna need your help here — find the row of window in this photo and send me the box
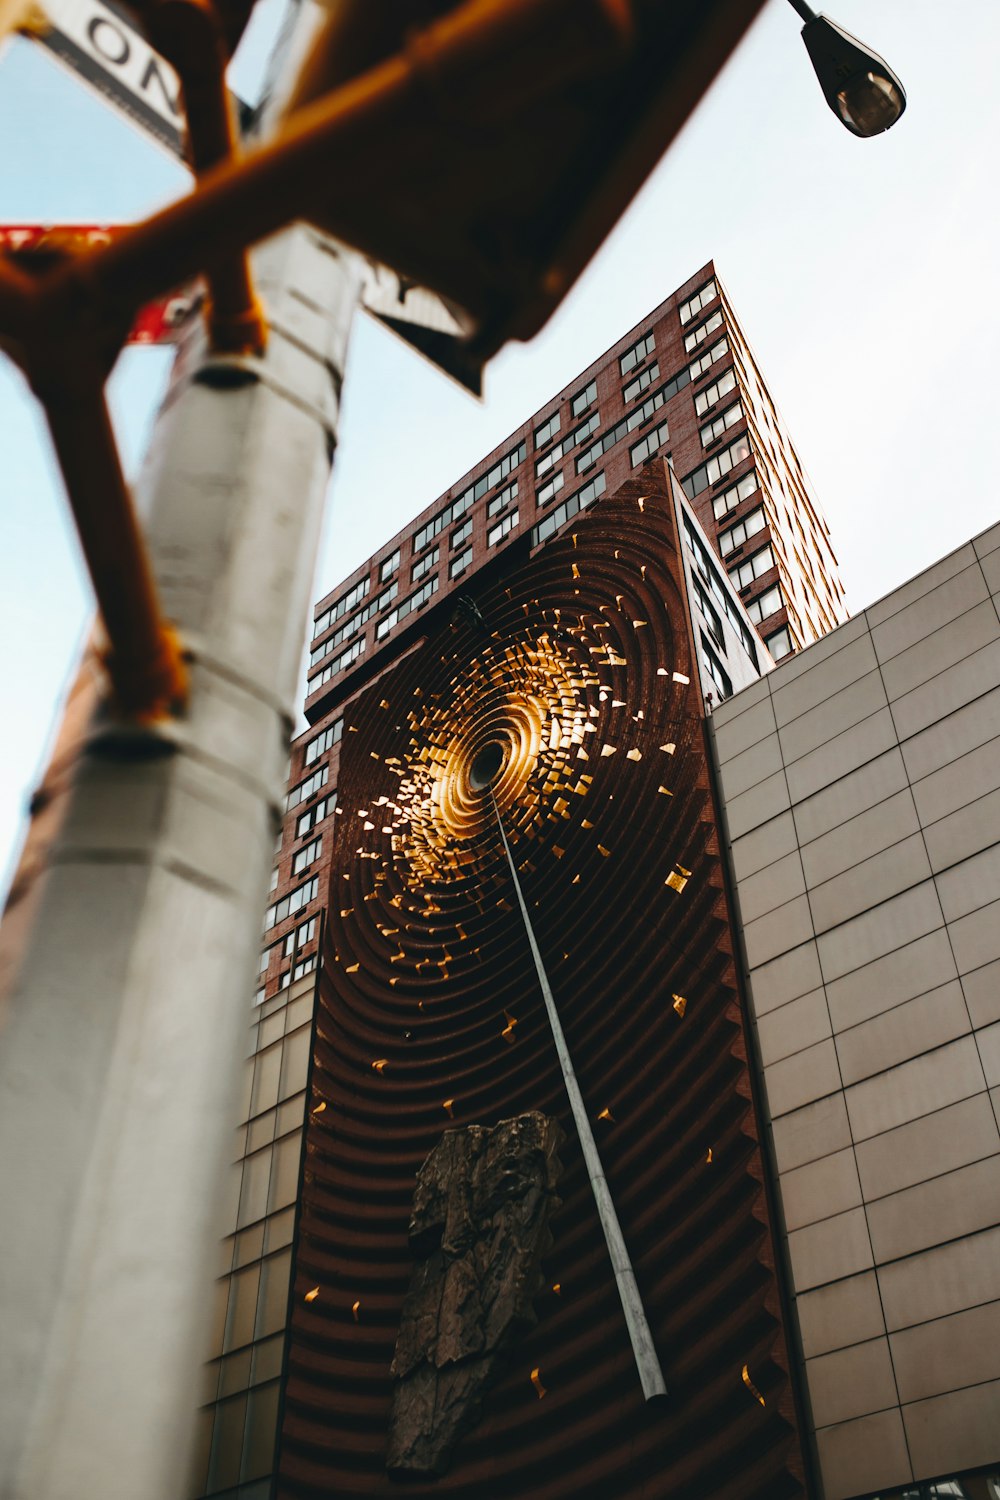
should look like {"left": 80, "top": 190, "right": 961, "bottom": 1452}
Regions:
{"left": 700, "top": 399, "right": 744, "bottom": 449}
{"left": 571, "top": 379, "right": 597, "bottom": 417}
{"left": 310, "top": 636, "right": 365, "bottom": 688}
{"left": 530, "top": 471, "right": 606, "bottom": 546}
{"left": 312, "top": 576, "right": 369, "bottom": 640}
{"left": 452, "top": 517, "right": 472, "bottom": 550}
{"left": 699, "top": 631, "right": 733, "bottom": 700}
{"left": 295, "top": 792, "right": 334, "bottom": 838}
{"left": 681, "top": 430, "right": 752, "bottom": 498}
{"left": 719, "top": 504, "right": 765, "bottom": 557}
{"left": 730, "top": 542, "right": 775, "bottom": 592}
{"left": 450, "top": 545, "right": 473, "bottom": 578}
{"left": 693, "top": 574, "right": 725, "bottom": 650}
{"left": 683, "top": 306, "right": 724, "bottom": 355}
{"left": 712, "top": 469, "right": 758, "bottom": 522}
{"left": 622, "top": 362, "right": 659, "bottom": 403}
{"left": 309, "top": 580, "right": 396, "bottom": 663}
{"left": 488, "top": 508, "right": 519, "bottom": 547}
{"left": 681, "top": 512, "right": 759, "bottom": 667}
{"left": 376, "top": 576, "right": 438, "bottom": 639}
{"left": 411, "top": 545, "right": 438, "bottom": 582}
{"left": 413, "top": 441, "right": 527, "bottom": 552}
{"left": 679, "top": 278, "right": 718, "bottom": 327}
{"left": 534, "top": 409, "right": 560, "bottom": 448}
{"left": 745, "top": 582, "right": 783, "bottom": 625}
{"left": 535, "top": 411, "right": 600, "bottom": 478}
{"left": 629, "top": 418, "right": 670, "bottom": 468}
{"left": 291, "top": 835, "right": 321, "bottom": 875}
{"left": 380, "top": 550, "right": 400, "bottom": 581}
{"left": 693, "top": 365, "right": 737, "bottom": 417}
{"left": 304, "top": 719, "right": 343, "bottom": 766}
{"left": 619, "top": 330, "right": 655, "bottom": 376}
{"left": 488, "top": 478, "right": 518, "bottom": 517}
{"left": 264, "top": 875, "right": 318, "bottom": 932}
{"left": 577, "top": 387, "right": 670, "bottom": 474}
{"left": 537, "top": 471, "right": 564, "bottom": 507}
{"left": 287, "top": 761, "right": 328, "bottom": 807}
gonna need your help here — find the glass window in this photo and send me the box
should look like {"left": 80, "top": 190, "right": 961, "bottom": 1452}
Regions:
{"left": 379, "top": 550, "right": 400, "bottom": 581}
{"left": 622, "top": 362, "right": 659, "bottom": 403}
{"left": 746, "top": 583, "right": 783, "bottom": 624}
{"left": 487, "top": 508, "right": 519, "bottom": 547}
{"left": 765, "top": 624, "right": 792, "bottom": 660}
{"left": 694, "top": 366, "right": 737, "bottom": 416}
{"left": 729, "top": 543, "right": 775, "bottom": 591}
{"left": 700, "top": 400, "right": 744, "bottom": 448}
{"left": 534, "top": 412, "right": 600, "bottom": 478}
{"left": 534, "top": 410, "right": 561, "bottom": 448}
{"left": 629, "top": 419, "right": 669, "bottom": 467}
{"left": 450, "top": 547, "right": 473, "bottom": 579}
{"left": 681, "top": 431, "right": 753, "bottom": 499}
{"left": 619, "top": 332, "right": 655, "bottom": 376}
{"left": 719, "top": 506, "right": 766, "bottom": 557}
{"left": 291, "top": 837, "right": 321, "bottom": 875}
{"left": 311, "top": 577, "right": 369, "bottom": 639}
{"left": 451, "top": 518, "right": 472, "bottom": 549}
{"left": 699, "top": 631, "right": 733, "bottom": 699}
{"left": 529, "top": 472, "right": 606, "bottom": 546}
{"left": 488, "top": 479, "right": 518, "bottom": 517}
{"left": 679, "top": 278, "right": 718, "bottom": 326}
{"left": 712, "top": 470, "right": 758, "bottom": 520}
{"left": 571, "top": 379, "right": 597, "bottom": 417}
{"left": 411, "top": 545, "right": 438, "bottom": 582}
{"left": 688, "top": 336, "right": 729, "bottom": 382}
{"left": 375, "top": 577, "right": 439, "bottom": 640}
{"left": 683, "top": 307, "right": 724, "bottom": 354}
{"left": 536, "top": 471, "right": 565, "bottom": 508}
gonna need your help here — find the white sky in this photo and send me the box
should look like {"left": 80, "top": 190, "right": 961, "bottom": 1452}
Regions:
{"left": 2, "top": 0, "right": 999, "bottom": 895}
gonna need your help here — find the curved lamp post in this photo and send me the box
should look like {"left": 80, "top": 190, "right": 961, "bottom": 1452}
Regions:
{"left": 787, "top": 0, "right": 906, "bottom": 136}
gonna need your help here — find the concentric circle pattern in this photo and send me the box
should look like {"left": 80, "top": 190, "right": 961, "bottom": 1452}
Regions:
{"left": 277, "top": 471, "right": 806, "bottom": 1499}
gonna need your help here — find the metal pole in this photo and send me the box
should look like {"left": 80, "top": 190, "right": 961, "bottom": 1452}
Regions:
{"left": 785, "top": 0, "right": 818, "bottom": 24}
{"left": 488, "top": 789, "right": 668, "bottom": 1402}
{"left": 0, "top": 42, "right": 362, "bottom": 1500}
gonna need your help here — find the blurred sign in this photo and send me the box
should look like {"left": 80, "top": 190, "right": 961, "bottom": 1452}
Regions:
{"left": 0, "top": 225, "right": 200, "bottom": 342}
{"left": 360, "top": 261, "right": 483, "bottom": 398}
{"left": 32, "top": 0, "right": 186, "bottom": 159}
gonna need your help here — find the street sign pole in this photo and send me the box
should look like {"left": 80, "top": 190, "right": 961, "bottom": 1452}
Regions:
{"left": 0, "top": 1, "right": 367, "bottom": 1485}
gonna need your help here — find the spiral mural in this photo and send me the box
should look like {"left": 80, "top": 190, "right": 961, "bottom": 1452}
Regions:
{"left": 276, "top": 468, "right": 807, "bottom": 1498}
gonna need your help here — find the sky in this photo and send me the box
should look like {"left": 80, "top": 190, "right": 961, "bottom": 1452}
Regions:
{"left": 2, "top": 0, "right": 999, "bottom": 896}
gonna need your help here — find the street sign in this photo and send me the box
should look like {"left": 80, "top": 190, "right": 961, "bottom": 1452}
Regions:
{"left": 0, "top": 225, "right": 200, "bottom": 342}
{"left": 359, "top": 261, "right": 483, "bottom": 398}
{"left": 33, "top": 0, "right": 186, "bottom": 159}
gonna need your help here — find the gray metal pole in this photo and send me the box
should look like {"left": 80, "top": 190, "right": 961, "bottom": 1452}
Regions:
{"left": 488, "top": 790, "right": 668, "bottom": 1402}
{"left": 0, "top": 193, "right": 361, "bottom": 1500}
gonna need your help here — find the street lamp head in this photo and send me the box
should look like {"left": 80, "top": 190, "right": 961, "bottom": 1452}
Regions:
{"left": 800, "top": 13, "right": 906, "bottom": 136}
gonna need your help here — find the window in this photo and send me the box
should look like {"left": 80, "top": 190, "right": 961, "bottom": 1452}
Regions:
{"left": 451, "top": 518, "right": 472, "bottom": 549}
{"left": 411, "top": 546, "right": 438, "bottom": 582}
{"left": 681, "top": 512, "right": 758, "bottom": 667}
{"left": 679, "top": 278, "right": 718, "bottom": 326}
{"left": 719, "top": 506, "right": 766, "bottom": 557}
{"left": 688, "top": 336, "right": 729, "bottom": 382}
{"left": 571, "top": 379, "right": 597, "bottom": 417}
{"left": 283, "top": 916, "right": 317, "bottom": 957}
{"left": 311, "top": 637, "right": 365, "bottom": 688}
{"left": 303, "top": 721, "right": 343, "bottom": 766}
{"left": 746, "top": 584, "right": 783, "bottom": 625}
{"left": 712, "top": 471, "right": 758, "bottom": 521}
{"left": 292, "top": 836, "right": 322, "bottom": 875}
{"left": 534, "top": 411, "right": 561, "bottom": 448}
{"left": 619, "top": 331, "right": 655, "bottom": 375}
{"left": 376, "top": 577, "right": 439, "bottom": 639}
{"left": 629, "top": 419, "right": 669, "bottom": 467}
{"left": 693, "top": 577, "right": 724, "bottom": 647}
{"left": 534, "top": 412, "right": 600, "bottom": 478}
{"left": 700, "top": 632, "right": 733, "bottom": 700}
{"left": 536, "top": 471, "right": 565, "bottom": 508}
{"left": 765, "top": 624, "right": 793, "bottom": 660}
{"left": 680, "top": 431, "right": 752, "bottom": 499}
{"left": 694, "top": 366, "right": 737, "bottom": 416}
{"left": 287, "top": 763, "right": 328, "bottom": 809}
{"left": 700, "top": 401, "right": 744, "bottom": 448}
{"left": 380, "top": 550, "right": 400, "bottom": 581}
{"left": 292, "top": 953, "right": 317, "bottom": 982}
{"left": 530, "top": 472, "right": 606, "bottom": 545}
{"left": 683, "top": 308, "right": 724, "bottom": 354}
{"left": 450, "top": 547, "right": 473, "bottom": 579}
{"left": 729, "top": 543, "right": 775, "bottom": 591}
{"left": 488, "top": 508, "right": 519, "bottom": 547}
{"left": 296, "top": 793, "right": 334, "bottom": 838}
{"left": 258, "top": 947, "right": 271, "bottom": 974}
{"left": 488, "top": 479, "right": 518, "bottom": 517}
{"left": 264, "top": 875, "right": 318, "bottom": 932}
{"left": 622, "top": 362, "right": 659, "bottom": 403}
{"left": 312, "top": 577, "right": 370, "bottom": 639}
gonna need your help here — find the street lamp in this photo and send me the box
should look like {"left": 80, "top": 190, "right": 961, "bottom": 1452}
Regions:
{"left": 787, "top": 0, "right": 906, "bottom": 136}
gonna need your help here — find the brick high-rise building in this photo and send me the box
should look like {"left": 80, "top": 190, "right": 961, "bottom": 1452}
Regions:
{"left": 192, "top": 266, "right": 849, "bottom": 1498}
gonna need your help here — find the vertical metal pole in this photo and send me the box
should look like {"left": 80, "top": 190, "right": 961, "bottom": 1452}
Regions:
{"left": 489, "top": 790, "right": 668, "bottom": 1401}
{"left": 0, "top": 119, "right": 362, "bottom": 1500}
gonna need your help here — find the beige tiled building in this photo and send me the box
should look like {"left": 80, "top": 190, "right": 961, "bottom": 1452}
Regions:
{"left": 711, "top": 521, "right": 1000, "bottom": 1500}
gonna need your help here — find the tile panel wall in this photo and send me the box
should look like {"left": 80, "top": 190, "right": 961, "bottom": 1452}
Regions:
{"left": 711, "top": 521, "right": 1000, "bottom": 1500}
